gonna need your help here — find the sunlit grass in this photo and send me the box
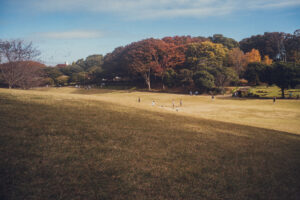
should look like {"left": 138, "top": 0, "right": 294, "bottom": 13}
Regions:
{"left": 1, "top": 88, "right": 300, "bottom": 199}
{"left": 33, "top": 87, "right": 300, "bottom": 134}
{"left": 249, "top": 85, "right": 300, "bottom": 98}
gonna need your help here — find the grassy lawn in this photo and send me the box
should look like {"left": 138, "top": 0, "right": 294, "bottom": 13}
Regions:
{"left": 249, "top": 85, "right": 300, "bottom": 99}
{"left": 34, "top": 87, "right": 300, "bottom": 134}
{"left": 1, "top": 88, "right": 300, "bottom": 199}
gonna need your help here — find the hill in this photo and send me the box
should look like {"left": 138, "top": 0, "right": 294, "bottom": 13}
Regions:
{"left": 0, "top": 88, "right": 300, "bottom": 199}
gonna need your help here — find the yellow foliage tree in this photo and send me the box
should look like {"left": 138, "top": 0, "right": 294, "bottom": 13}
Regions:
{"left": 262, "top": 55, "right": 273, "bottom": 65}
{"left": 245, "top": 49, "right": 261, "bottom": 63}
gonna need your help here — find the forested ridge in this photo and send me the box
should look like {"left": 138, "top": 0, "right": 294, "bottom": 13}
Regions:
{"left": 1, "top": 31, "right": 300, "bottom": 97}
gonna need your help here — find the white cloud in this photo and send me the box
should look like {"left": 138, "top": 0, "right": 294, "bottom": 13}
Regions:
{"left": 21, "top": 0, "right": 300, "bottom": 19}
{"left": 37, "top": 30, "right": 103, "bottom": 39}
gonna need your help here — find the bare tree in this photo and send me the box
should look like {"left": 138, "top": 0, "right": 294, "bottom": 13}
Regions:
{"left": 0, "top": 40, "right": 40, "bottom": 88}
{"left": 17, "top": 61, "right": 45, "bottom": 89}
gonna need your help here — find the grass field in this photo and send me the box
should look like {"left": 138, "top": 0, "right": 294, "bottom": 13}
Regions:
{"left": 249, "top": 85, "right": 300, "bottom": 99}
{"left": 1, "top": 87, "right": 300, "bottom": 199}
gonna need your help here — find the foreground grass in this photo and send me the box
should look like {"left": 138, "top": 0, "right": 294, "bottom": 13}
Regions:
{"left": 0, "top": 89, "right": 300, "bottom": 199}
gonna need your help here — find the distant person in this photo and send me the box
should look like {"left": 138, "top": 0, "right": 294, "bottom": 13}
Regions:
{"left": 212, "top": 95, "right": 215, "bottom": 100}
{"left": 273, "top": 97, "right": 276, "bottom": 104}
{"left": 152, "top": 100, "right": 155, "bottom": 106}
{"left": 180, "top": 99, "right": 182, "bottom": 107}
{"left": 190, "top": 91, "right": 192, "bottom": 96}
{"left": 138, "top": 97, "right": 140, "bottom": 103}
{"left": 172, "top": 100, "right": 175, "bottom": 109}
{"left": 195, "top": 91, "right": 198, "bottom": 95}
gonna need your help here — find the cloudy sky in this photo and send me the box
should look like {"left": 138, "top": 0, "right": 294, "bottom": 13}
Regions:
{"left": 1, "top": 0, "right": 299, "bottom": 65}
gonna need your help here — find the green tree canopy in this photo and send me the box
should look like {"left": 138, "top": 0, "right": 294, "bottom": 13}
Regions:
{"left": 193, "top": 70, "right": 215, "bottom": 93}
{"left": 186, "top": 41, "right": 228, "bottom": 71}
{"left": 209, "top": 34, "right": 239, "bottom": 49}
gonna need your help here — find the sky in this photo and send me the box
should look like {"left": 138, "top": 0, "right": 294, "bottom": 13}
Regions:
{"left": 1, "top": 0, "right": 299, "bottom": 65}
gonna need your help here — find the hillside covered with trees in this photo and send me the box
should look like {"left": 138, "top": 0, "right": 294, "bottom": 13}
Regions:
{"left": 1, "top": 31, "right": 300, "bottom": 97}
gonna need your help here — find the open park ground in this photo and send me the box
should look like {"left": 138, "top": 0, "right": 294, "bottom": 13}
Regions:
{"left": 1, "top": 87, "right": 300, "bottom": 199}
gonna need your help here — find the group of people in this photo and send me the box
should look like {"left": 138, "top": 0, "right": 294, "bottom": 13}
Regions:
{"left": 138, "top": 94, "right": 217, "bottom": 108}
{"left": 138, "top": 97, "right": 183, "bottom": 110}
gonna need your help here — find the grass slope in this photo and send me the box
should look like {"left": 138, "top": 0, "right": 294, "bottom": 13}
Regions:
{"left": 0, "top": 89, "right": 300, "bottom": 199}
{"left": 35, "top": 87, "right": 300, "bottom": 134}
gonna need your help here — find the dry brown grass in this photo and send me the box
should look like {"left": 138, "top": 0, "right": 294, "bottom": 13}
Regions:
{"left": 34, "top": 87, "right": 300, "bottom": 134}
{"left": 1, "top": 88, "right": 300, "bottom": 199}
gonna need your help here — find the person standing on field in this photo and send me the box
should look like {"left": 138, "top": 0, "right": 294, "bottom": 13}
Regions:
{"left": 152, "top": 100, "right": 155, "bottom": 106}
{"left": 273, "top": 97, "right": 276, "bottom": 104}
{"left": 138, "top": 97, "right": 140, "bottom": 103}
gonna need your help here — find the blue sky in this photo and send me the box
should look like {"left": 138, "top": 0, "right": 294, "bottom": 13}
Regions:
{"left": 1, "top": 0, "right": 299, "bottom": 65}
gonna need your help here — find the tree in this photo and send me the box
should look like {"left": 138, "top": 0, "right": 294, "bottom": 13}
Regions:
{"left": 239, "top": 32, "right": 287, "bottom": 60}
{"left": 209, "top": 34, "right": 239, "bottom": 49}
{"left": 186, "top": 41, "right": 227, "bottom": 71}
{"left": 227, "top": 48, "right": 248, "bottom": 76}
{"left": 193, "top": 70, "right": 215, "bottom": 93}
{"left": 85, "top": 54, "right": 103, "bottom": 69}
{"left": 155, "top": 40, "right": 186, "bottom": 89}
{"left": 71, "top": 72, "right": 87, "bottom": 84}
{"left": 163, "top": 68, "right": 178, "bottom": 88}
{"left": 59, "top": 64, "right": 83, "bottom": 76}
{"left": 43, "top": 67, "right": 63, "bottom": 85}
{"left": 162, "top": 36, "right": 207, "bottom": 46}
{"left": 103, "top": 46, "right": 128, "bottom": 78}
{"left": 245, "top": 49, "right": 261, "bottom": 63}
{"left": 55, "top": 75, "right": 70, "bottom": 86}
{"left": 269, "top": 62, "right": 300, "bottom": 98}
{"left": 210, "top": 67, "right": 238, "bottom": 89}
{"left": 0, "top": 40, "right": 40, "bottom": 88}
{"left": 262, "top": 55, "right": 273, "bottom": 65}
{"left": 15, "top": 61, "right": 45, "bottom": 89}
{"left": 285, "top": 30, "right": 300, "bottom": 63}
{"left": 122, "top": 39, "right": 163, "bottom": 90}
{"left": 177, "top": 69, "right": 194, "bottom": 88}
{"left": 244, "top": 62, "right": 266, "bottom": 85}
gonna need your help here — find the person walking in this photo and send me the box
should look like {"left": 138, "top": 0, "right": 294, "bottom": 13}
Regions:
{"left": 273, "top": 96, "right": 276, "bottom": 104}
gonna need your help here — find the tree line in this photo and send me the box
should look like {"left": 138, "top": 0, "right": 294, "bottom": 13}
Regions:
{"left": 1, "top": 31, "right": 300, "bottom": 97}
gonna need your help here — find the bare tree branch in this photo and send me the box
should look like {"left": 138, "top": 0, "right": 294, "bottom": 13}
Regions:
{"left": 0, "top": 40, "right": 42, "bottom": 88}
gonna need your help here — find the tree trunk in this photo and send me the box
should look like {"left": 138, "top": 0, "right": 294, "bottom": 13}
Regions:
{"left": 281, "top": 87, "right": 285, "bottom": 98}
{"left": 143, "top": 72, "right": 151, "bottom": 91}
{"left": 145, "top": 78, "right": 151, "bottom": 91}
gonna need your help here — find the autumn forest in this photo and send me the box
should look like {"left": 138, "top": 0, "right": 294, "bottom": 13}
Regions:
{"left": 1, "top": 31, "right": 300, "bottom": 97}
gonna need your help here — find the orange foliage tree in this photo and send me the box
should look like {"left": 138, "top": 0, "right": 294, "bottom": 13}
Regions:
{"left": 262, "top": 55, "right": 273, "bottom": 65}
{"left": 245, "top": 49, "right": 261, "bottom": 63}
